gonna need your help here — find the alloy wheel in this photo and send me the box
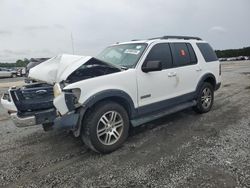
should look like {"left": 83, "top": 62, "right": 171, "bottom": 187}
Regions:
{"left": 97, "top": 111, "right": 124, "bottom": 145}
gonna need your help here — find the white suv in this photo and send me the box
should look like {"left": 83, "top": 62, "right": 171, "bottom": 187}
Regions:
{"left": 1, "top": 36, "right": 221, "bottom": 153}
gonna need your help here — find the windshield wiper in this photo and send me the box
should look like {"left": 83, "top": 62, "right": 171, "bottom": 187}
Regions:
{"left": 120, "top": 66, "right": 128, "bottom": 70}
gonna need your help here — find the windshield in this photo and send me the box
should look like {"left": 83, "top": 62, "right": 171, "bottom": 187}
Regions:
{"left": 96, "top": 43, "right": 147, "bottom": 68}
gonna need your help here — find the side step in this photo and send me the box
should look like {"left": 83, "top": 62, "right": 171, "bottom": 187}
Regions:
{"left": 131, "top": 100, "right": 197, "bottom": 127}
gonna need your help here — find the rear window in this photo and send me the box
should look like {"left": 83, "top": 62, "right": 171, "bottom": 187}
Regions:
{"left": 170, "top": 43, "right": 197, "bottom": 67}
{"left": 197, "top": 43, "right": 218, "bottom": 62}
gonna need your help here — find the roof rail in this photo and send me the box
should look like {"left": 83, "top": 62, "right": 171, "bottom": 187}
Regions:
{"left": 148, "top": 35, "right": 202, "bottom": 41}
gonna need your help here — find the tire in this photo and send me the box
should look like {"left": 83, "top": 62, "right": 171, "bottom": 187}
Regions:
{"left": 42, "top": 123, "right": 54, "bottom": 131}
{"left": 81, "top": 101, "right": 129, "bottom": 154}
{"left": 12, "top": 74, "right": 17, "bottom": 78}
{"left": 193, "top": 82, "right": 214, "bottom": 114}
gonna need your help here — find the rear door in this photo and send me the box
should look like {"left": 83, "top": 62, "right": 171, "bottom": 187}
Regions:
{"left": 170, "top": 42, "right": 201, "bottom": 96}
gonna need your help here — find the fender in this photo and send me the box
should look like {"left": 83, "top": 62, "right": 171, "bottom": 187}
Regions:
{"left": 82, "top": 89, "right": 137, "bottom": 118}
{"left": 195, "top": 73, "right": 216, "bottom": 96}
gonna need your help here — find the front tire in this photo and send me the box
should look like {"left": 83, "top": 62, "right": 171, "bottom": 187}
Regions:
{"left": 12, "top": 73, "right": 17, "bottom": 78}
{"left": 81, "top": 101, "right": 129, "bottom": 153}
{"left": 193, "top": 82, "right": 214, "bottom": 114}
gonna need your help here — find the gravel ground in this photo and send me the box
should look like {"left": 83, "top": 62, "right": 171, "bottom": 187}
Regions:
{"left": 0, "top": 61, "right": 249, "bottom": 188}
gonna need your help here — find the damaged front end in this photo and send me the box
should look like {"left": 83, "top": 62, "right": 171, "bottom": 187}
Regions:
{"left": 1, "top": 83, "right": 56, "bottom": 127}
{"left": 1, "top": 54, "right": 122, "bottom": 131}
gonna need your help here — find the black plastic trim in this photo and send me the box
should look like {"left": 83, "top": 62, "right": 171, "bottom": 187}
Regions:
{"left": 215, "top": 83, "right": 221, "bottom": 91}
{"left": 195, "top": 73, "right": 216, "bottom": 94}
{"left": 137, "top": 92, "right": 196, "bottom": 118}
{"left": 82, "top": 89, "right": 137, "bottom": 118}
{"left": 35, "top": 108, "right": 57, "bottom": 124}
{"left": 64, "top": 92, "right": 76, "bottom": 111}
{"left": 149, "top": 36, "right": 202, "bottom": 41}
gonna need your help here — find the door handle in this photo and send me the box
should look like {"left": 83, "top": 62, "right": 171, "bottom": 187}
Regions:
{"left": 195, "top": 67, "right": 202, "bottom": 72}
{"left": 168, "top": 72, "right": 177, "bottom": 77}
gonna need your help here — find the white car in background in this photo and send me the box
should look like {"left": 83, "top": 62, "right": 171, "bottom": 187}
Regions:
{"left": 0, "top": 68, "right": 17, "bottom": 78}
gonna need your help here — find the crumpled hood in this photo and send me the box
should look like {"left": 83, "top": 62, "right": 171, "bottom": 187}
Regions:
{"left": 28, "top": 54, "right": 92, "bottom": 84}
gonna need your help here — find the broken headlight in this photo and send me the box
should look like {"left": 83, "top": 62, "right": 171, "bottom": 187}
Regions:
{"left": 53, "top": 83, "right": 62, "bottom": 97}
{"left": 63, "top": 88, "right": 81, "bottom": 105}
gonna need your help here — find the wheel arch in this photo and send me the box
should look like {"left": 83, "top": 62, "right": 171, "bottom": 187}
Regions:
{"left": 196, "top": 73, "right": 216, "bottom": 93}
{"left": 73, "top": 89, "right": 136, "bottom": 138}
{"left": 82, "top": 89, "right": 137, "bottom": 118}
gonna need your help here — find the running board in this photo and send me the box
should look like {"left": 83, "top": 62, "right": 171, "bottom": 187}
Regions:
{"left": 131, "top": 100, "right": 197, "bottom": 127}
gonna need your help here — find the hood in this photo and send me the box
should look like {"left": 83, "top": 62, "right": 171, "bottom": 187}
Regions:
{"left": 28, "top": 54, "right": 92, "bottom": 84}
{"left": 28, "top": 54, "right": 122, "bottom": 84}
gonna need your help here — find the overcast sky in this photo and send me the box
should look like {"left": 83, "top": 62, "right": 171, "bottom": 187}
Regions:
{"left": 0, "top": 0, "right": 249, "bottom": 62}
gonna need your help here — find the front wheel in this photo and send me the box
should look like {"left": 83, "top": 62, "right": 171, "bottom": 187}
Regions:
{"left": 193, "top": 82, "right": 214, "bottom": 114}
{"left": 81, "top": 101, "right": 129, "bottom": 153}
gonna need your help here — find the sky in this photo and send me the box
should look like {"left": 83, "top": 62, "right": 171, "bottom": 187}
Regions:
{"left": 0, "top": 0, "right": 249, "bottom": 62}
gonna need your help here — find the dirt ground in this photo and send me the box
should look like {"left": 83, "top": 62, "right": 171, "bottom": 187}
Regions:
{"left": 0, "top": 61, "right": 249, "bottom": 188}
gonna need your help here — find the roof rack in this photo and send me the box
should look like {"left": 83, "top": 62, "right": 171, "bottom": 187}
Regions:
{"left": 148, "top": 35, "right": 202, "bottom": 41}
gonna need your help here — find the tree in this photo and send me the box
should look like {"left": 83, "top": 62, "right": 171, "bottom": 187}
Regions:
{"left": 16, "top": 59, "right": 29, "bottom": 67}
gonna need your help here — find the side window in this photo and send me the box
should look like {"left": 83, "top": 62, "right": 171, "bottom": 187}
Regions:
{"left": 170, "top": 43, "right": 197, "bottom": 67}
{"left": 187, "top": 43, "right": 197, "bottom": 64}
{"left": 197, "top": 43, "right": 218, "bottom": 62}
{"left": 144, "top": 43, "right": 173, "bottom": 69}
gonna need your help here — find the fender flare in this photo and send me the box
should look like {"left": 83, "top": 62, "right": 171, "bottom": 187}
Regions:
{"left": 195, "top": 73, "right": 216, "bottom": 96}
{"left": 82, "top": 89, "right": 137, "bottom": 117}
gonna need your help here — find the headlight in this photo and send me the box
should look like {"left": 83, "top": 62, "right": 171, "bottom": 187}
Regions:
{"left": 71, "top": 88, "right": 81, "bottom": 102}
{"left": 61, "top": 88, "right": 81, "bottom": 109}
{"left": 63, "top": 88, "right": 81, "bottom": 104}
{"left": 53, "top": 83, "right": 62, "bottom": 97}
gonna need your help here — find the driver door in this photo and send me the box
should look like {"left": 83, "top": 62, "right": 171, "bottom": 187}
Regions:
{"left": 136, "top": 43, "right": 178, "bottom": 113}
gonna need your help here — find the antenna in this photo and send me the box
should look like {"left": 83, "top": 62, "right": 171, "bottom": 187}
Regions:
{"left": 71, "top": 32, "right": 75, "bottom": 54}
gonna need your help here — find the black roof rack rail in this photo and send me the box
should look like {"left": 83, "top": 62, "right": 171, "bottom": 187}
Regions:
{"left": 148, "top": 36, "right": 202, "bottom": 41}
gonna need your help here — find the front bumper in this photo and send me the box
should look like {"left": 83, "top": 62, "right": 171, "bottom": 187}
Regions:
{"left": 9, "top": 108, "right": 57, "bottom": 127}
{"left": 10, "top": 113, "right": 36, "bottom": 127}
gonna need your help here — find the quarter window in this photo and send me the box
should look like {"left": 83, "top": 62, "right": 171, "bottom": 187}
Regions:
{"left": 144, "top": 43, "right": 173, "bottom": 69}
{"left": 197, "top": 43, "right": 218, "bottom": 62}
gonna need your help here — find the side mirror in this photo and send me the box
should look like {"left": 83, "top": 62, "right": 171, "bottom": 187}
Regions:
{"left": 142, "top": 60, "right": 162, "bottom": 73}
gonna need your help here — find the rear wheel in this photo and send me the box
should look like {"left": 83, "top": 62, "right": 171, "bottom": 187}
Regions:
{"left": 12, "top": 73, "right": 17, "bottom": 78}
{"left": 81, "top": 101, "right": 129, "bottom": 153}
{"left": 193, "top": 82, "right": 214, "bottom": 113}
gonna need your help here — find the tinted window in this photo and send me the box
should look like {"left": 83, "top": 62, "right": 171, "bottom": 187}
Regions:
{"left": 187, "top": 43, "right": 197, "bottom": 64}
{"left": 171, "top": 43, "right": 197, "bottom": 67}
{"left": 144, "top": 43, "right": 172, "bottom": 69}
{"left": 197, "top": 43, "right": 218, "bottom": 62}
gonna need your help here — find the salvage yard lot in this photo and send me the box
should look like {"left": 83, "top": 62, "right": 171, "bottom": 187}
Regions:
{"left": 0, "top": 61, "right": 250, "bottom": 187}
